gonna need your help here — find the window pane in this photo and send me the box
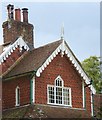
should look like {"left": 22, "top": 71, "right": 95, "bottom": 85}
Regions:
{"left": 56, "top": 78, "right": 62, "bottom": 87}
{"left": 63, "top": 88, "right": 70, "bottom": 105}
{"left": 48, "top": 86, "right": 54, "bottom": 103}
{"left": 16, "top": 87, "right": 20, "bottom": 105}
{"left": 17, "top": 88, "right": 20, "bottom": 105}
{"left": 56, "top": 87, "right": 62, "bottom": 104}
{"left": 60, "top": 80, "right": 62, "bottom": 86}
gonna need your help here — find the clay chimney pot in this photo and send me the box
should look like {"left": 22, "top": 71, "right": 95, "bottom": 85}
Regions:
{"left": 15, "top": 8, "right": 21, "bottom": 21}
{"left": 22, "top": 8, "right": 28, "bottom": 23}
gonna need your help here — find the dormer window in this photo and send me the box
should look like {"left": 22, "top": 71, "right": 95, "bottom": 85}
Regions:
{"left": 47, "top": 75, "right": 72, "bottom": 106}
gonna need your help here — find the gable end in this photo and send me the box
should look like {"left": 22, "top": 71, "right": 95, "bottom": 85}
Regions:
{"left": 0, "top": 36, "right": 29, "bottom": 65}
{"left": 36, "top": 40, "right": 96, "bottom": 94}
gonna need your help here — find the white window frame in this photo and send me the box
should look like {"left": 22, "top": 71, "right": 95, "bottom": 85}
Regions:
{"left": 47, "top": 76, "right": 72, "bottom": 107}
{"left": 33, "top": 77, "right": 35, "bottom": 103}
{"left": 47, "top": 85, "right": 55, "bottom": 104}
{"left": 15, "top": 86, "right": 20, "bottom": 106}
{"left": 31, "top": 76, "right": 35, "bottom": 103}
{"left": 82, "top": 80, "right": 85, "bottom": 108}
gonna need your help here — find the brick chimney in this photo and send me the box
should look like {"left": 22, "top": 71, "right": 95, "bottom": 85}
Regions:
{"left": 2, "top": 4, "right": 34, "bottom": 48}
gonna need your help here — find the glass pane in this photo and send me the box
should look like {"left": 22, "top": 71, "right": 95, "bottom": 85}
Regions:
{"left": 63, "top": 88, "right": 70, "bottom": 105}
{"left": 48, "top": 86, "right": 54, "bottom": 103}
{"left": 56, "top": 78, "right": 63, "bottom": 87}
{"left": 17, "top": 88, "right": 20, "bottom": 105}
{"left": 56, "top": 87, "right": 62, "bottom": 104}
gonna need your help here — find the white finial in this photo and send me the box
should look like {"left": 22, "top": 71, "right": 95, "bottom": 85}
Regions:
{"left": 60, "top": 23, "right": 65, "bottom": 57}
{"left": 61, "top": 23, "right": 64, "bottom": 39}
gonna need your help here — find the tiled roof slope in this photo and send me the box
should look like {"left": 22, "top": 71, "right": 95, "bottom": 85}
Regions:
{"left": 3, "top": 40, "right": 62, "bottom": 78}
{"left": 2, "top": 104, "right": 90, "bottom": 119}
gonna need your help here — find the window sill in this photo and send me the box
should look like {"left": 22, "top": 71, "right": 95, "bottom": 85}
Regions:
{"left": 15, "top": 104, "right": 20, "bottom": 107}
{"left": 47, "top": 103, "right": 72, "bottom": 108}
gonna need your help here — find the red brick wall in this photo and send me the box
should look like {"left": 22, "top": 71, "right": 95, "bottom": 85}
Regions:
{"left": 35, "top": 53, "right": 91, "bottom": 115}
{"left": 2, "top": 21, "right": 34, "bottom": 46}
{"left": 85, "top": 87, "right": 91, "bottom": 115}
{"left": 2, "top": 75, "right": 30, "bottom": 109}
{"left": 1, "top": 47, "right": 27, "bottom": 74}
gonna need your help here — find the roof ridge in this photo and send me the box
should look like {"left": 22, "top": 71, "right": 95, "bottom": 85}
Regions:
{"left": 34, "top": 39, "right": 63, "bottom": 50}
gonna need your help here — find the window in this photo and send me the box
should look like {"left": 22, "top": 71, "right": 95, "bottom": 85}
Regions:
{"left": 55, "top": 77, "right": 63, "bottom": 87}
{"left": 48, "top": 86, "right": 54, "bottom": 103}
{"left": 47, "top": 76, "right": 72, "bottom": 106}
{"left": 15, "top": 86, "right": 20, "bottom": 106}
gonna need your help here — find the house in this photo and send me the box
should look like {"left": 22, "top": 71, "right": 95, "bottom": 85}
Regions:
{"left": 0, "top": 4, "right": 97, "bottom": 118}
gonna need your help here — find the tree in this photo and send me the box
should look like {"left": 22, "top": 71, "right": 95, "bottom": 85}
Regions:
{"left": 81, "top": 56, "right": 102, "bottom": 93}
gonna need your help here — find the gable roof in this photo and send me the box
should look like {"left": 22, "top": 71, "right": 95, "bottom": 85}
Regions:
{"left": 2, "top": 39, "right": 96, "bottom": 94}
{"left": 3, "top": 40, "right": 62, "bottom": 78}
{"left": 0, "top": 36, "right": 29, "bottom": 65}
{"left": 36, "top": 39, "right": 96, "bottom": 94}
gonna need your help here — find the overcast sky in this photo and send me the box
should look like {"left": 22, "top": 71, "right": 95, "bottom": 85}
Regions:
{"left": 0, "top": 1, "right": 100, "bottom": 62}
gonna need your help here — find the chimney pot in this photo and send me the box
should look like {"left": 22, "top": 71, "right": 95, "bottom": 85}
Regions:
{"left": 7, "top": 4, "right": 12, "bottom": 10}
{"left": 15, "top": 8, "right": 21, "bottom": 21}
{"left": 22, "top": 8, "right": 28, "bottom": 11}
{"left": 11, "top": 5, "right": 14, "bottom": 10}
{"left": 22, "top": 8, "right": 28, "bottom": 23}
{"left": 7, "top": 4, "right": 14, "bottom": 20}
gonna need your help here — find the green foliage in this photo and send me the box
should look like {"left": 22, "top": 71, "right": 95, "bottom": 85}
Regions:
{"left": 81, "top": 56, "right": 102, "bottom": 93}
{"left": 98, "top": 105, "right": 102, "bottom": 118}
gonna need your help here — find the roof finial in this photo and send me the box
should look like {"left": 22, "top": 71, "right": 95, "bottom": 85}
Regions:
{"left": 61, "top": 23, "right": 64, "bottom": 40}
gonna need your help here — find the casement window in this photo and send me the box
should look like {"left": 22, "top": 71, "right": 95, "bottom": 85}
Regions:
{"left": 47, "top": 76, "right": 72, "bottom": 106}
{"left": 15, "top": 86, "right": 20, "bottom": 106}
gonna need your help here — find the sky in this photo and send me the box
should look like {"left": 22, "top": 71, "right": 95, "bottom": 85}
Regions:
{"left": 0, "top": 1, "right": 100, "bottom": 62}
